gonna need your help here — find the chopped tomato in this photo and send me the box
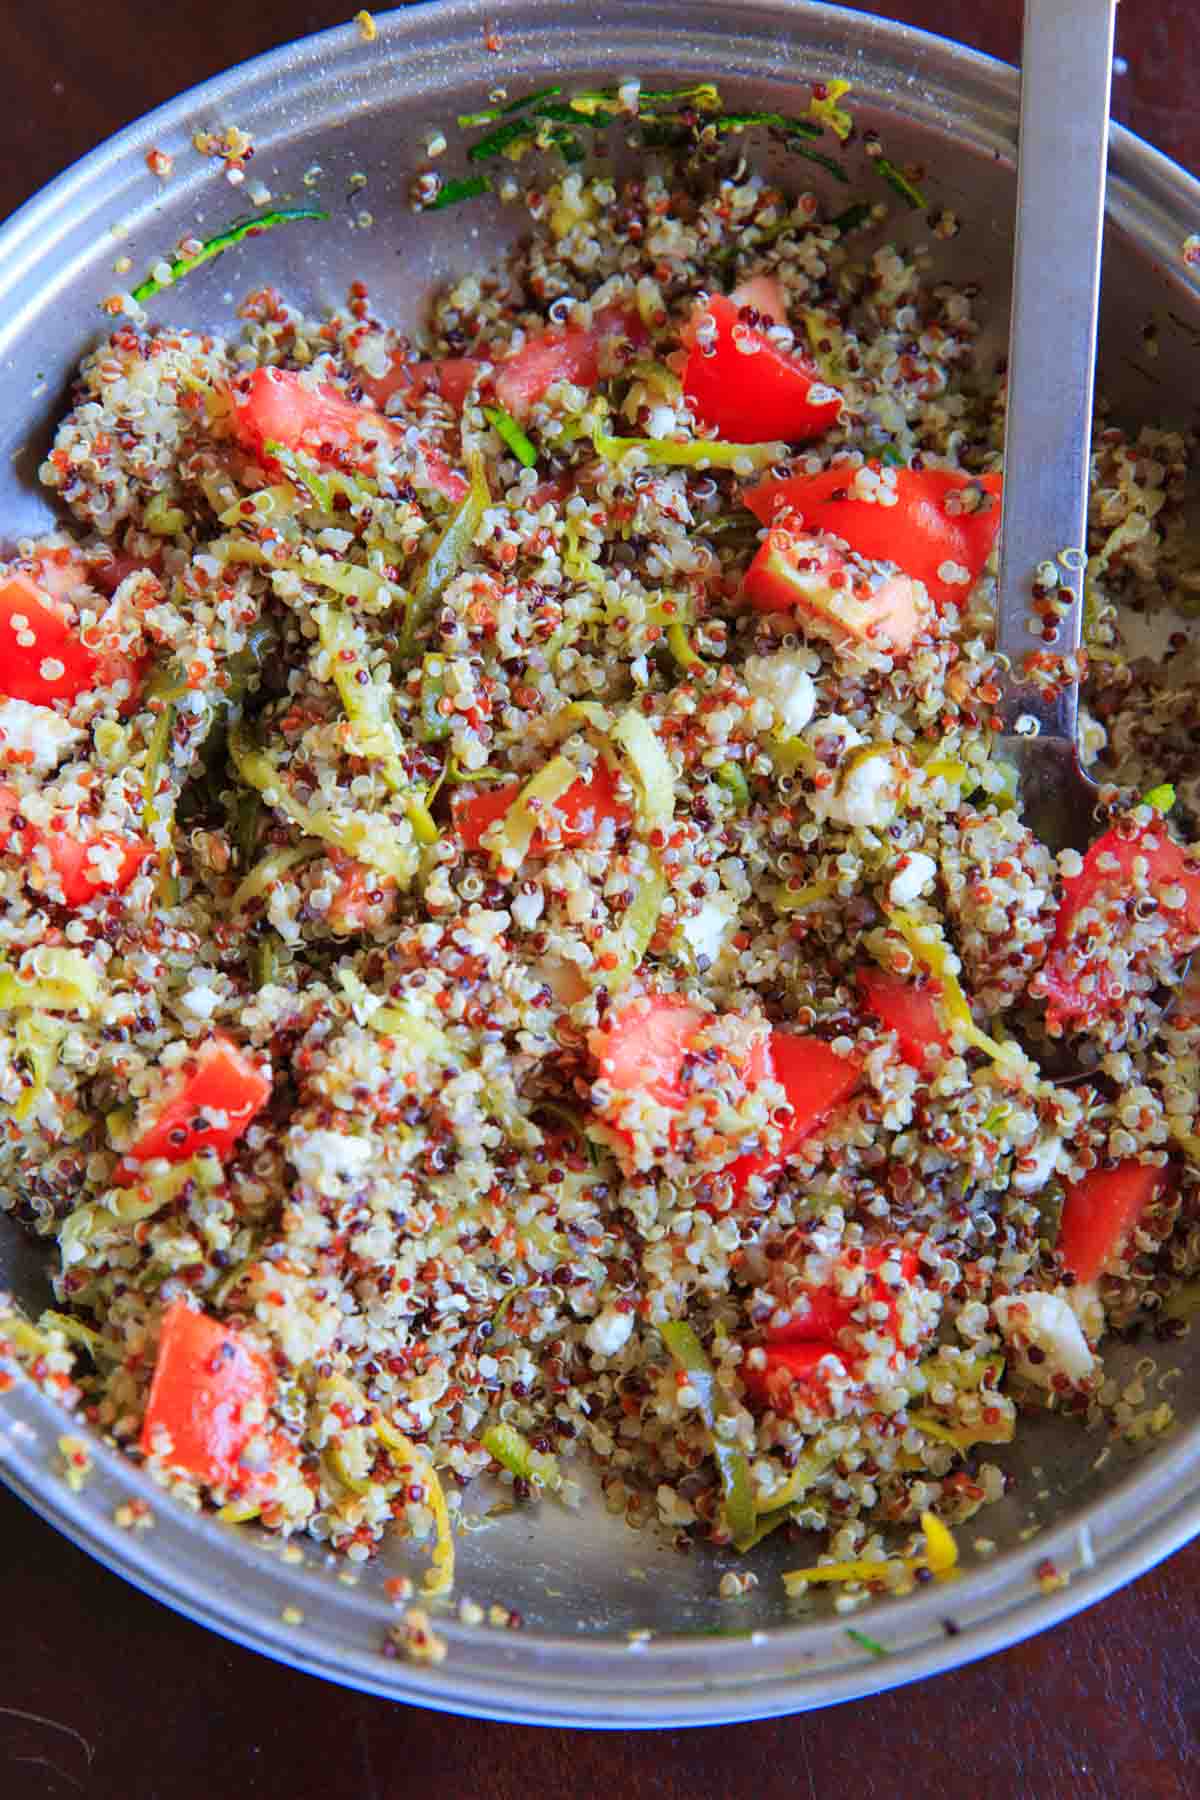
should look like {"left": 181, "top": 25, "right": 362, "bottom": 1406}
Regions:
{"left": 740, "top": 1339, "right": 842, "bottom": 1410}
{"left": 1058, "top": 1160, "right": 1164, "bottom": 1284}
{"left": 494, "top": 306, "right": 647, "bottom": 420}
{"left": 422, "top": 448, "right": 469, "bottom": 503}
{"left": 744, "top": 465, "right": 1003, "bottom": 610}
{"left": 590, "top": 993, "right": 710, "bottom": 1109}
{"left": 232, "top": 367, "right": 467, "bottom": 502}
{"left": 743, "top": 1243, "right": 927, "bottom": 1411}
{"left": 115, "top": 1034, "right": 271, "bottom": 1178}
{"left": 526, "top": 473, "right": 574, "bottom": 510}
{"left": 1041, "top": 823, "right": 1200, "bottom": 1026}
{"left": 0, "top": 788, "right": 152, "bottom": 906}
{"left": 326, "top": 853, "right": 397, "bottom": 933}
{"left": 858, "top": 965, "right": 951, "bottom": 1067}
{"left": 452, "top": 759, "right": 633, "bottom": 854}
{"left": 681, "top": 294, "right": 842, "bottom": 444}
{"left": 140, "top": 1300, "right": 275, "bottom": 1488}
{"left": 361, "top": 355, "right": 482, "bottom": 414}
{"left": 1057, "top": 824, "right": 1200, "bottom": 943}
{"left": 742, "top": 525, "right": 925, "bottom": 655}
{"left": 728, "top": 274, "right": 787, "bottom": 324}
{"left": 766, "top": 1246, "right": 922, "bottom": 1344}
{"left": 726, "top": 1032, "right": 862, "bottom": 1191}
{"left": 231, "top": 367, "right": 398, "bottom": 462}
{"left": 0, "top": 572, "right": 141, "bottom": 707}
{"left": 90, "top": 552, "right": 159, "bottom": 596}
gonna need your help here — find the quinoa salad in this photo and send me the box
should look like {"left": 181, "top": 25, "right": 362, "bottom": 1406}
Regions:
{"left": 3, "top": 124, "right": 1200, "bottom": 1615}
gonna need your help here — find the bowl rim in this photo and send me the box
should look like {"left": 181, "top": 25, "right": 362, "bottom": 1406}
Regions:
{"left": 2, "top": 0, "right": 1198, "bottom": 1726}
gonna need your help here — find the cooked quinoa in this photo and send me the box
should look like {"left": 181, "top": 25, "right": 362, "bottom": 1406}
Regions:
{"left": 2, "top": 151, "right": 1199, "bottom": 1606}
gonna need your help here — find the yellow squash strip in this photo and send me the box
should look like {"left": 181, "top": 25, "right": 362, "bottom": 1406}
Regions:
{"left": 375, "top": 1411, "right": 455, "bottom": 1596}
{"left": 886, "top": 910, "right": 1026, "bottom": 1069}
{"left": 610, "top": 707, "right": 675, "bottom": 832}
{"left": 494, "top": 754, "right": 580, "bottom": 865}
{"left": 227, "top": 719, "right": 422, "bottom": 885}
{"left": 783, "top": 1510, "right": 958, "bottom": 1594}
{"left": 229, "top": 842, "right": 324, "bottom": 916}
{"left": 0, "top": 949, "right": 99, "bottom": 1016}
{"left": 591, "top": 431, "right": 784, "bottom": 473}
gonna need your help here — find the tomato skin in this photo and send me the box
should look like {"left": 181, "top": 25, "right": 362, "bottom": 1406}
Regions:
{"left": 494, "top": 307, "right": 648, "bottom": 419}
{"left": 740, "top": 1339, "right": 842, "bottom": 1409}
{"left": 0, "top": 785, "right": 152, "bottom": 907}
{"left": 0, "top": 573, "right": 105, "bottom": 705}
{"left": 1042, "top": 823, "right": 1200, "bottom": 1025}
{"left": 742, "top": 528, "right": 925, "bottom": 655}
{"left": 361, "top": 356, "right": 482, "bottom": 414}
{"left": 590, "top": 993, "right": 710, "bottom": 1109}
{"left": 589, "top": 1006, "right": 847, "bottom": 1180}
{"left": 452, "top": 760, "right": 632, "bottom": 854}
{"left": 1058, "top": 1160, "right": 1164, "bottom": 1283}
{"left": 858, "top": 965, "right": 951, "bottom": 1067}
{"left": 140, "top": 1300, "right": 275, "bottom": 1488}
{"left": 725, "top": 1032, "right": 862, "bottom": 1191}
{"left": 744, "top": 465, "right": 1003, "bottom": 609}
{"left": 231, "top": 367, "right": 398, "bottom": 461}
{"left": 325, "top": 853, "right": 397, "bottom": 934}
{"left": 115, "top": 1035, "right": 271, "bottom": 1179}
{"left": 681, "top": 295, "right": 842, "bottom": 444}
{"left": 743, "top": 1245, "right": 924, "bottom": 1411}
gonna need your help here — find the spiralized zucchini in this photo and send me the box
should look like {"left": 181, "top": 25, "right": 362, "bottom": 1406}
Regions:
{"left": 610, "top": 706, "right": 675, "bottom": 831}
{"left": 482, "top": 1421, "right": 562, "bottom": 1491}
{"left": 228, "top": 719, "right": 422, "bottom": 885}
{"left": 0, "top": 949, "right": 99, "bottom": 1015}
{"left": 659, "top": 1320, "right": 755, "bottom": 1546}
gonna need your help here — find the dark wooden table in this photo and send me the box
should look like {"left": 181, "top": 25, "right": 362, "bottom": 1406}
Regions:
{"left": 3, "top": 3, "right": 1199, "bottom": 1794}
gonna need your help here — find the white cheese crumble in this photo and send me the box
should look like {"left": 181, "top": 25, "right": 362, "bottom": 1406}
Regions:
{"left": 0, "top": 698, "right": 83, "bottom": 773}
{"left": 992, "top": 1291, "right": 1095, "bottom": 1386}
{"left": 887, "top": 851, "right": 937, "bottom": 908}
{"left": 742, "top": 651, "right": 817, "bottom": 736}
{"left": 585, "top": 1306, "right": 635, "bottom": 1357}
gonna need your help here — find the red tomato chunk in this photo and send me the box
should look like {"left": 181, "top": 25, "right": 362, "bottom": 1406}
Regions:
{"left": 140, "top": 1299, "right": 275, "bottom": 1488}
{"left": 742, "top": 1246, "right": 925, "bottom": 1412}
{"left": 590, "top": 994, "right": 858, "bottom": 1185}
{"left": 1057, "top": 1160, "right": 1164, "bottom": 1284}
{"left": 452, "top": 760, "right": 632, "bottom": 855}
{"left": 362, "top": 355, "right": 482, "bottom": 414}
{"left": 681, "top": 294, "right": 842, "bottom": 445}
{"left": 0, "top": 571, "right": 142, "bottom": 707}
{"left": 858, "top": 965, "right": 951, "bottom": 1067}
{"left": 1041, "top": 823, "right": 1200, "bottom": 1026}
{"left": 494, "top": 306, "right": 647, "bottom": 420}
{"left": 116, "top": 1034, "right": 271, "bottom": 1176}
{"left": 744, "top": 464, "right": 1003, "bottom": 610}
{"left": 742, "top": 525, "right": 926, "bottom": 656}
{"left": 0, "top": 786, "right": 152, "bottom": 907}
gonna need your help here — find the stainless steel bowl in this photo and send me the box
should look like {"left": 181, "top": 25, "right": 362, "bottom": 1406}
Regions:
{"left": 2, "top": 0, "right": 1198, "bottom": 1726}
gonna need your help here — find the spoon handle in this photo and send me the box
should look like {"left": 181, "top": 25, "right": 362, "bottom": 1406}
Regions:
{"left": 994, "top": 0, "right": 1118, "bottom": 740}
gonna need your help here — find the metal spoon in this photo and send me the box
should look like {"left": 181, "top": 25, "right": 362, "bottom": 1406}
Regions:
{"left": 992, "top": 0, "right": 1118, "bottom": 850}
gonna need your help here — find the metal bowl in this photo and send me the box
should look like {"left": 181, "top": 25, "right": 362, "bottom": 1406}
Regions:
{"left": 2, "top": 0, "right": 1198, "bottom": 1726}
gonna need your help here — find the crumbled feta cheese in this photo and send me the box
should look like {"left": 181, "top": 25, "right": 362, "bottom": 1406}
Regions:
{"left": 679, "top": 895, "right": 734, "bottom": 965}
{"left": 585, "top": 1306, "right": 635, "bottom": 1357}
{"left": 811, "top": 733, "right": 898, "bottom": 830}
{"left": 743, "top": 651, "right": 816, "bottom": 736}
{"left": 993, "top": 1291, "right": 1095, "bottom": 1386}
{"left": 0, "top": 698, "right": 83, "bottom": 773}
{"left": 1011, "top": 1132, "right": 1063, "bottom": 1194}
{"left": 887, "top": 850, "right": 937, "bottom": 908}
{"left": 1065, "top": 1279, "right": 1104, "bottom": 1341}
{"left": 288, "top": 1127, "right": 373, "bottom": 1194}
{"left": 180, "top": 983, "right": 221, "bottom": 1019}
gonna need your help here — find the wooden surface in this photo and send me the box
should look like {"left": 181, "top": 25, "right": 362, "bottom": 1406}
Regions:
{"left": 3, "top": 2, "right": 1200, "bottom": 1794}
